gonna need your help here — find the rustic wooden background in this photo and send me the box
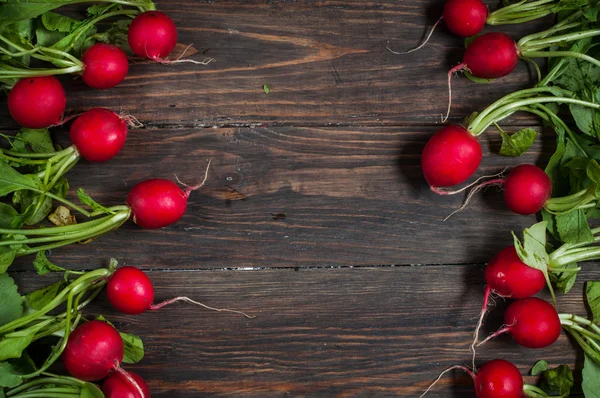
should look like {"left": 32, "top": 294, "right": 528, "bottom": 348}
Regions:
{"left": 2, "top": 0, "right": 596, "bottom": 396}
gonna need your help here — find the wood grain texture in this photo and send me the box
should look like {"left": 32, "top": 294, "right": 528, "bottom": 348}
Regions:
{"left": 0, "top": 0, "right": 551, "bottom": 129}
{"left": 11, "top": 266, "right": 600, "bottom": 397}
{"left": 9, "top": 124, "right": 551, "bottom": 271}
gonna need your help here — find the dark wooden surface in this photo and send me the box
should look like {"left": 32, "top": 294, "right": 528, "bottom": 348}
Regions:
{"left": 1, "top": 0, "right": 594, "bottom": 397}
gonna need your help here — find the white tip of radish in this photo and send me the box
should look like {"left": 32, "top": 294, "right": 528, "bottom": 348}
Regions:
{"left": 419, "top": 365, "right": 476, "bottom": 398}
{"left": 150, "top": 296, "right": 255, "bottom": 319}
{"left": 386, "top": 17, "right": 443, "bottom": 55}
{"left": 443, "top": 63, "right": 470, "bottom": 123}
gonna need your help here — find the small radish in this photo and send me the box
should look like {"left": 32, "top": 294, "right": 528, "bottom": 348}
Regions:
{"left": 62, "top": 320, "right": 146, "bottom": 397}
{"left": 503, "top": 164, "right": 552, "bottom": 215}
{"left": 126, "top": 160, "right": 211, "bottom": 229}
{"left": 81, "top": 43, "right": 129, "bottom": 89}
{"left": 102, "top": 370, "right": 150, "bottom": 398}
{"left": 70, "top": 108, "right": 128, "bottom": 162}
{"left": 128, "top": 11, "right": 178, "bottom": 60}
{"left": 7, "top": 76, "right": 66, "bottom": 128}
{"left": 443, "top": 0, "right": 488, "bottom": 37}
{"left": 479, "top": 297, "right": 561, "bottom": 349}
{"left": 106, "top": 266, "right": 254, "bottom": 318}
{"left": 442, "top": 164, "right": 552, "bottom": 219}
{"left": 421, "top": 125, "right": 482, "bottom": 189}
{"left": 444, "top": 32, "right": 519, "bottom": 121}
{"left": 421, "top": 359, "right": 523, "bottom": 398}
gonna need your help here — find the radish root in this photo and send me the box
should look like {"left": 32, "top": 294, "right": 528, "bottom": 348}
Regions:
{"left": 442, "top": 63, "right": 470, "bottom": 123}
{"left": 470, "top": 285, "right": 491, "bottom": 370}
{"left": 386, "top": 17, "right": 443, "bottom": 55}
{"left": 119, "top": 112, "right": 144, "bottom": 128}
{"left": 443, "top": 177, "right": 506, "bottom": 221}
{"left": 175, "top": 158, "right": 212, "bottom": 197}
{"left": 150, "top": 296, "right": 255, "bottom": 319}
{"left": 477, "top": 324, "right": 513, "bottom": 347}
{"left": 419, "top": 364, "right": 476, "bottom": 398}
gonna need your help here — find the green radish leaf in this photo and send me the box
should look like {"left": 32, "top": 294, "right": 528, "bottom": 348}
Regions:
{"left": 464, "top": 71, "right": 493, "bottom": 84}
{"left": 499, "top": 128, "right": 537, "bottom": 157}
{"left": 541, "top": 209, "right": 560, "bottom": 241}
{"left": 0, "top": 163, "right": 40, "bottom": 197}
{"left": 584, "top": 7, "right": 599, "bottom": 22}
{"left": 87, "top": 4, "right": 111, "bottom": 16}
{"left": 0, "top": 330, "right": 35, "bottom": 361}
{"left": 25, "top": 280, "right": 66, "bottom": 311}
{"left": 40, "top": 12, "right": 78, "bottom": 33}
{"left": 512, "top": 221, "right": 549, "bottom": 272}
{"left": 91, "top": 19, "right": 131, "bottom": 54}
{"left": 263, "top": 84, "right": 270, "bottom": 94}
{"left": 551, "top": 262, "right": 578, "bottom": 294}
{"left": 121, "top": 332, "right": 144, "bottom": 364}
{"left": 14, "top": 128, "right": 54, "bottom": 154}
{"left": 0, "top": 248, "right": 17, "bottom": 274}
{"left": 540, "top": 364, "right": 573, "bottom": 396}
{"left": 13, "top": 191, "right": 52, "bottom": 226}
{"left": 32, "top": 251, "right": 68, "bottom": 276}
{"left": 80, "top": 382, "right": 104, "bottom": 398}
{"left": 556, "top": 209, "right": 594, "bottom": 244}
{"left": 586, "top": 281, "right": 600, "bottom": 323}
{"left": 77, "top": 188, "right": 114, "bottom": 215}
{"left": 570, "top": 104, "right": 599, "bottom": 138}
{"left": 0, "top": 203, "right": 23, "bottom": 229}
{"left": 530, "top": 360, "right": 548, "bottom": 376}
{"left": 588, "top": 159, "right": 600, "bottom": 185}
{"left": 583, "top": 354, "right": 600, "bottom": 398}
{"left": 0, "top": 362, "right": 23, "bottom": 388}
{"left": 0, "top": 273, "right": 23, "bottom": 327}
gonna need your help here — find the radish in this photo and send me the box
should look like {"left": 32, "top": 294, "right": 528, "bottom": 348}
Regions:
{"left": 420, "top": 359, "right": 523, "bottom": 398}
{"left": 503, "top": 164, "right": 552, "bottom": 215}
{"left": 443, "top": 0, "right": 488, "bottom": 37}
{"left": 421, "top": 125, "right": 482, "bottom": 189}
{"left": 128, "top": 11, "right": 178, "bottom": 60}
{"left": 106, "top": 266, "right": 254, "bottom": 317}
{"left": 126, "top": 160, "right": 211, "bottom": 229}
{"left": 443, "top": 164, "right": 552, "bottom": 219}
{"left": 62, "top": 320, "right": 146, "bottom": 397}
{"left": 102, "top": 370, "right": 150, "bottom": 398}
{"left": 70, "top": 108, "right": 129, "bottom": 162}
{"left": 479, "top": 297, "right": 562, "bottom": 349}
{"left": 7, "top": 76, "right": 66, "bottom": 128}
{"left": 81, "top": 43, "right": 129, "bottom": 90}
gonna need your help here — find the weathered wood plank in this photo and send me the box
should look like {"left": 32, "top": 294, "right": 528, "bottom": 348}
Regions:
{"left": 9, "top": 125, "right": 551, "bottom": 271}
{"left": 11, "top": 266, "right": 600, "bottom": 397}
{"left": 0, "top": 0, "right": 551, "bottom": 128}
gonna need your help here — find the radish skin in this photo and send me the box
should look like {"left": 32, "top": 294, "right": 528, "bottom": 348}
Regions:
{"left": 128, "top": 11, "right": 178, "bottom": 60}
{"left": 443, "top": 0, "right": 488, "bottom": 37}
{"left": 102, "top": 370, "right": 150, "bottom": 398}
{"left": 7, "top": 76, "right": 66, "bottom": 128}
{"left": 81, "top": 43, "right": 129, "bottom": 89}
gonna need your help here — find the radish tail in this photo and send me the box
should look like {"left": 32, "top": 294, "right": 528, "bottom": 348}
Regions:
{"left": 174, "top": 158, "right": 212, "bottom": 197}
{"left": 470, "top": 285, "right": 491, "bottom": 370}
{"left": 114, "top": 365, "right": 146, "bottom": 398}
{"left": 443, "top": 178, "right": 506, "bottom": 221}
{"left": 477, "top": 326, "right": 511, "bottom": 347}
{"left": 443, "top": 63, "right": 469, "bottom": 123}
{"left": 149, "top": 296, "right": 255, "bottom": 319}
{"left": 386, "top": 16, "right": 443, "bottom": 55}
{"left": 419, "top": 365, "right": 476, "bottom": 398}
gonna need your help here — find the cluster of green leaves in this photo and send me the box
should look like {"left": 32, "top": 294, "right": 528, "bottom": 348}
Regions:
{"left": 0, "top": 268, "right": 144, "bottom": 394}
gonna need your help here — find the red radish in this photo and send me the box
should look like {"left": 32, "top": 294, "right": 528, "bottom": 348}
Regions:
{"left": 421, "top": 359, "right": 523, "bottom": 398}
{"left": 7, "top": 76, "right": 66, "bottom": 128}
{"left": 421, "top": 125, "right": 482, "bottom": 189}
{"left": 81, "top": 43, "right": 129, "bottom": 89}
{"left": 474, "top": 359, "right": 523, "bottom": 398}
{"left": 63, "top": 321, "right": 146, "bottom": 397}
{"left": 503, "top": 164, "right": 552, "bottom": 215}
{"left": 128, "top": 11, "right": 178, "bottom": 60}
{"left": 484, "top": 246, "right": 546, "bottom": 299}
{"left": 443, "top": 0, "right": 488, "bottom": 37}
{"left": 62, "top": 320, "right": 124, "bottom": 381}
{"left": 70, "top": 108, "right": 128, "bottom": 162}
{"left": 126, "top": 161, "right": 211, "bottom": 229}
{"left": 126, "top": 179, "right": 190, "bottom": 229}
{"left": 102, "top": 371, "right": 150, "bottom": 398}
{"left": 479, "top": 297, "right": 561, "bottom": 349}
{"left": 106, "top": 266, "right": 254, "bottom": 318}
{"left": 444, "top": 32, "right": 519, "bottom": 121}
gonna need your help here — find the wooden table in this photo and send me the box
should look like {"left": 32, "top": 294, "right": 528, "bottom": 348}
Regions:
{"left": 2, "top": 1, "right": 596, "bottom": 396}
